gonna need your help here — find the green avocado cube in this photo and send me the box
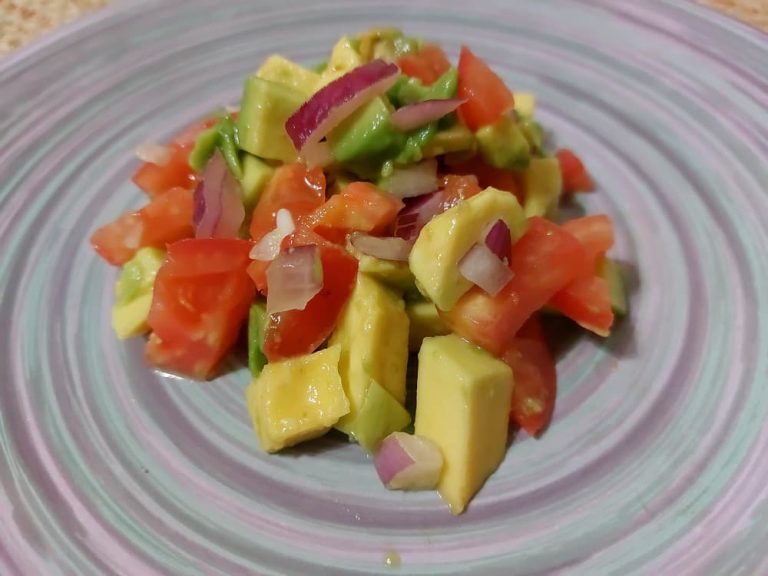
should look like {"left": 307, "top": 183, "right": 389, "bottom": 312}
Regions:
{"left": 522, "top": 157, "right": 562, "bottom": 219}
{"left": 476, "top": 115, "right": 530, "bottom": 171}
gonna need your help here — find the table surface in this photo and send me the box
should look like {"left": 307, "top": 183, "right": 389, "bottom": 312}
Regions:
{"left": 0, "top": 0, "right": 766, "bottom": 56}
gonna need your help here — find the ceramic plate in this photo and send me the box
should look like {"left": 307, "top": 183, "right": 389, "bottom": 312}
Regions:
{"left": 1, "top": 1, "right": 767, "bottom": 574}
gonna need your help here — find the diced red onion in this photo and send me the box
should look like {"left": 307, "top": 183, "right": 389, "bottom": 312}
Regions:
{"left": 285, "top": 59, "right": 399, "bottom": 158}
{"left": 485, "top": 219, "right": 512, "bottom": 263}
{"left": 350, "top": 233, "right": 412, "bottom": 261}
{"left": 249, "top": 209, "right": 295, "bottom": 261}
{"left": 265, "top": 245, "right": 323, "bottom": 314}
{"left": 458, "top": 242, "right": 514, "bottom": 296}
{"left": 135, "top": 143, "right": 170, "bottom": 165}
{"left": 390, "top": 98, "right": 465, "bottom": 132}
{"left": 374, "top": 432, "right": 443, "bottom": 491}
{"left": 382, "top": 159, "right": 438, "bottom": 199}
{"left": 193, "top": 152, "right": 245, "bottom": 239}
{"left": 393, "top": 190, "right": 443, "bottom": 240}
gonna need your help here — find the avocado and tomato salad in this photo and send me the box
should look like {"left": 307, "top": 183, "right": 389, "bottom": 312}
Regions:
{"left": 91, "top": 29, "right": 626, "bottom": 515}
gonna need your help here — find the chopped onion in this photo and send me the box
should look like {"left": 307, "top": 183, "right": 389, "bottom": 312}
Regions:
{"left": 135, "top": 143, "right": 170, "bottom": 165}
{"left": 249, "top": 209, "right": 295, "bottom": 261}
{"left": 485, "top": 219, "right": 512, "bottom": 263}
{"left": 458, "top": 242, "right": 514, "bottom": 296}
{"left": 350, "top": 233, "right": 412, "bottom": 261}
{"left": 374, "top": 432, "right": 443, "bottom": 491}
{"left": 393, "top": 191, "right": 443, "bottom": 240}
{"left": 382, "top": 159, "right": 438, "bottom": 199}
{"left": 390, "top": 98, "right": 465, "bottom": 132}
{"left": 266, "top": 245, "right": 323, "bottom": 314}
{"left": 193, "top": 152, "right": 245, "bottom": 239}
{"left": 285, "top": 59, "right": 399, "bottom": 158}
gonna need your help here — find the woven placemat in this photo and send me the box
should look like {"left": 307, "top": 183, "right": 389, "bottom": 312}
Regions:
{"left": 0, "top": 0, "right": 766, "bottom": 56}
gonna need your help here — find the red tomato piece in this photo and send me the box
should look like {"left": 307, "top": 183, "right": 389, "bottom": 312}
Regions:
{"left": 262, "top": 244, "right": 358, "bottom": 362}
{"left": 146, "top": 238, "right": 255, "bottom": 379}
{"left": 549, "top": 275, "right": 613, "bottom": 336}
{"left": 309, "top": 182, "right": 404, "bottom": 244}
{"left": 561, "top": 215, "right": 614, "bottom": 266}
{"left": 397, "top": 44, "right": 452, "bottom": 86}
{"left": 439, "top": 174, "right": 483, "bottom": 211}
{"left": 249, "top": 163, "right": 326, "bottom": 242}
{"left": 457, "top": 46, "right": 515, "bottom": 131}
{"left": 441, "top": 217, "right": 588, "bottom": 356}
{"left": 556, "top": 149, "right": 594, "bottom": 194}
{"left": 90, "top": 186, "right": 194, "bottom": 265}
{"left": 246, "top": 260, "right": 270, "bottom": 296}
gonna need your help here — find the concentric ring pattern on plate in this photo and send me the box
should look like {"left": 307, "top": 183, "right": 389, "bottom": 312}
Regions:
{"left": 1, "top": 1, "right": 767, "bottom": 574}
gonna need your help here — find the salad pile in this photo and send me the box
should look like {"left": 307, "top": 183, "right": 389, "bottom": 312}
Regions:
{"left": 91, "top": 29, "right": 625, "bottom": 514}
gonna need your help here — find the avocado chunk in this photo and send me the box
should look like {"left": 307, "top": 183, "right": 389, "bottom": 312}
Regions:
{"left": 328, "top": 274, "right": 410, "bottom": 449}
{"left": 245, "top": 345, "right": 349, "bottom": 453}
{"left": 241, "top": 154, "right": 274, "bottom": 212}
{"left": 421, "top": 123, "right": 476, "bottom": 158}
{"left": 415, "top": 335, "right": 513, "bottom": 514}
{"left": 346, "top": 378, "right": 411, "bottom": 453}
{"left": 328, "top": 97, "right": 404, "bottom": 164}
{"left": 317, "top": 36, "right": 363, "bottom": 87}
{"left": 514, "top": 91, "right": 536, "bottom": 118}
{"left": 409, "top": 186, "right": 526, "bottom": 311}
{"left": 476, "top": 115, "right": 530, "bottom": 171}
{"left": 522, "top": 157, "right": 562, "bottom": 219}
{"left": 188, "top": 125, "right": 219, "bottom": 172}
{"left": 357, "top": 28, "right": 421, "bottom": 62}
{"left": 112, "top": 293, "right": 154, "bottom": 340}
{"left": 112, "top": 247, "right": 165, "bottom": 339}
{"left": 256, "top": 54, "right": 320, "bottom": 98}
{"left": 237, "top": 77, "right": 304, "bottom": 163}
{"left": 406, "top": 301, "right": 450, "bottom": 351}
{"left": 247, "top": 301, "right": 268, "bottom": 377}
{"left": 598, "top": 257, "right": 628, "bottom": 316}
{"left": 347, "top": 241, "right": 415, "bottom": 292}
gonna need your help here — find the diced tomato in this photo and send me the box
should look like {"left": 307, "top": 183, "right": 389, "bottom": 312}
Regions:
{"left": 441, "top": 217, "right": 588, "bottom": 356}
{"left": 132, "top": 118, "right": 217, "bottom": 197}
{"left": 309, "top": 182, "right": 404, "bottom": 244}
{"left": 397, "top": 44, "right": 452, "bottom": 86}
{"left": 450, "top": 156, "right": 522, "bottom": 200}
{"left": 246, "top": 260, "right": 270, "bottom": 295}
{"left": 90, "top": 186, "right": 194, "bottom": 265}
{"left": 457, "top": 46, "right": 515, "bottom": 131}
{"left": 439, "top": 174, "right": 483, "bottom": 211}
{"left": 562, "top": 215, "right": 614, "bottom": 266}
{"left": 549, "top": 275, "right": 613, "bottom": 336}
{"left": 262, "top": 244, "right": 358, "bottom": 361}
{"left": 249, "top": 163, "right": 326, "bottom": 242}
{"left": 556, "top": 149, "right": 594, "bottom": 194}
{"left": 146, "top": 238, "right": 255, "bottom": 379}
{"left": 501, "top": 316, "right": 557, "bottom": 436}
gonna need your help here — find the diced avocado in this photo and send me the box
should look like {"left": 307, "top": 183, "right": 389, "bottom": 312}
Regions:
{"left": 409, "top": 187, "right": 526, "bottom": 311}
{"left": 241, "top": 154, "right": 274, "bottom": 211}
{"left": 329, "top": 274, "right": 410, "bottom": 444}
{"left": 422, "top": 123, "right": 476, "bottom": 158}
{"left": 256, "top": 54, "right": 320, "bottom": 98}
{"left": 476, "top": 115, "right": 530, "bottom": 171}
{"left": 522, "top": 157, "right": 562, "bottom": 219}
{"left": 347, "top": 241, "right": 415, "bottom": 291}
{"left": 514, "top": 92, "right": 536, "bottom": 118}
{"left": 317, "top": 36, "right": 363, "bottom": 87}
{"left": 389, "top": 68, "right": 458, "bottom": 107}
{"left": 114, "top": 247, "right": 165, "bottom": 305}
{"left": 111, "top": 292, "right": 153, "bottom": 340}
{"left": 237, "top": 77, "right": 304, "bottom": 163}
{"left": 598, "top": 257, "right": 628, "bottom": 316}
{"left": 216, "top": 115, "right": 242, "bottom": 180}
{"left": 245, "top": 345, "right": 349, "bottom": 453}
{"left": 520, "top": 117, "right": 544, "bottom": 155}
{"left": 247, "top": 301, "right": 268, "bottom": 377}
{"left": 414, "top": 335, "right": 513, "bottom": 514}
{"left": 406, "top": 301, "right": 450, "bottom": 351}
{"left": 328, "top": 97, "right": 404, "bottom": 163}
{"left": 345, "top": 378, "right": 411, "bottom": 453}
{"left": 357, "top": 28, "right": 421, "bottom": 62}
{"left": 188, "top": 125, "right": 219, "bottom": 172}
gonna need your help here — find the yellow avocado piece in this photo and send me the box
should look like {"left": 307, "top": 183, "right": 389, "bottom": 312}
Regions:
{"left": 343, "top": 378, "right": 411, "bottom": 453}
{"left": 523, "top": 157, "right": 562, "bottom": 219}
{"left": 111, "top": 292, "right": 153, "bottom": 340}
{"left": 317, "top": 36, "right": 363, "bottom": 87}
{"left": 329, "top": 273, "right": 410, "bottom": 435}
{"left": 409, "top": 187, "right": 526, "bottom": 311}
{"left": 406, "top": 300, "right": 451, "bottom": 351}
{"left": 256, "top": 54, "right": 320, "bottom": 98}
{"left": 415, "top": 335, "right": 514, "bottom": 515}
{"left": 245, "top": 345, "right": 349, "bottom": 453}
{"left": 514, "top": 92, "right": 536, "bottom": 118}
{"left": 347, "top": 240, "right": 415, "bottom": 292}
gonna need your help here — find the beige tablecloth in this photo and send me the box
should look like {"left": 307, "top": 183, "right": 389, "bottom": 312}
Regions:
{"left": 0, "top": 0, "right": 766, "bottom": 56}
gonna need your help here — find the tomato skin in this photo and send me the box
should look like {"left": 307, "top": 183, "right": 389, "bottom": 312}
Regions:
{"left": 146, "top": 238, "right": 255, "bottom": 379}
{"left": 561, "top": 215, "right": 614, "bottom": 266}
{"left": 556, "top": 149, "right": 594, "bottom": 193}
{"left": 132, "top": 118, "right": 217, "bottom": 197}
{"left": 398, "top": 44, "right": 452, "bottom": 86}
{"left": 90, "top": 186, "right": 194, "bottom": 265}
{"left": 249, "top": 163, "right": 326, "bottom": 242}
{"left": 262, "top": 243, "right": 358, "bottom": 362}
{"left": 457, "top": 46, "right": 515, "bottom": 131}
{"left": 442, "top": 217, "right": 588, "bottom": 356}
{"left": 439, "top": 174, "right": 482, "bottom": 211}
{"left": 309, "top": 182, "right": 404, "bottom": 244}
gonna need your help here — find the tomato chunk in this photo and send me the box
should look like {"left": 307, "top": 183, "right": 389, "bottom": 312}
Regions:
{"left": 556, "top": 149, "right": 594, "bottom": 194}
{"left": 439, "top": 174, "right": 483, "bottom": 211}
{"left": 562, "top": 215, "right": 614, "bottom": 265}
{"left": 457, "top": 46, "right": 515, "bottom": 131}
{"left": 442, "top": 218, "right": 588, "bottom": 356}
{"left": 450, "top": 156, "right": 522, "bottom": 200}
{"left": 309, "top": 182, "right": 404, "bottom": 244}
{"left": 398, "top": 44, "right": 452, "bottom": 86}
